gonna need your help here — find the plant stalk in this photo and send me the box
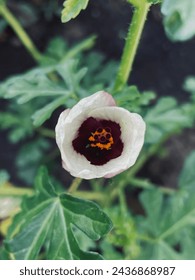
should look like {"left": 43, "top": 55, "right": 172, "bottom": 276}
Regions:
{"left": 68, "top": 178, "right": 82, "bottom": 193}
{"left": 114, "top": 0, "right": 151, "bottom": 92}
{"left": 0, "top": 2, "right": 43, "bottom": 63}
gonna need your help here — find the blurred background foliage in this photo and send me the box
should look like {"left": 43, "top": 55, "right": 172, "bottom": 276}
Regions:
{"left": 0, "top": 0, "right": 195, "bottom": 260}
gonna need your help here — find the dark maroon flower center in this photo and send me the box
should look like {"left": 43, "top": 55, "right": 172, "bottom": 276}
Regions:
{"left": 72, "top": 117, "right": 123, "bottom": 165}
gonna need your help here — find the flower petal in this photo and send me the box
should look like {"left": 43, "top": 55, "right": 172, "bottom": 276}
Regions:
{"left": 55, "top": 91, "right": 146, "bottom": 179}
{"left": 90, "top": 107, "right": 146, "bottom": 178}
{"left": 55, "top": 109, "right": 70, "bottom": 150}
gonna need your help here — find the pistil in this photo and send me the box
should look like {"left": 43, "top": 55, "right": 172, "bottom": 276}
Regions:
{"left": 88, "top": 127, "right": 114, "bottom": 150}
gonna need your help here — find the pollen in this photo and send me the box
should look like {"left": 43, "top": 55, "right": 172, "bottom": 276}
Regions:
{"left": 88, "top": 128, "right": 114, "bottom": 150}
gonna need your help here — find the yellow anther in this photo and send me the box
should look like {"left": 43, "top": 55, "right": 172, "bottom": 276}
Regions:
{"left": 88, "top": 127, "right": 114, "bottom": 150}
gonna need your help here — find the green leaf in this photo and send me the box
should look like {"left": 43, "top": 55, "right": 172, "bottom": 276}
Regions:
{"left": 0, "top": 102, "right": 34, "bottom": 143}
{"left": 32, "top": 96, "right": 68, "bottom": 127}
{"left": 61, "top": 0, "right": 90, "bottom": 23}
{"left": 56, "top": 60, "right": 87, "bottom": 94}
{"left": 141, "top": 241, "right": 181, "bottom": 260}
{"left": 145, "top": 97, "right": 192, "bottom": 144}
{"left": 139, "top": 189, "right": 163, "bottom": 237}
{"left": 0, "top": 59, "right": 87, "bottom": 103}
{"left": 147, "top": 0, "right": 161, "bottom": 4}
{"left": 179, "top": 151, "right": 195, "bottom": 191}
{"left": 183, "top": 76, "right": 195, "bottom": 99}
{"left": 114, "top": 85, "right": 156, "bottom": 114}
{"left": 0, "top": 70, "right": 68, "bottom": 104}
{"left": 161, "top": 0, "right": 195, "bottom": 41}
{"left": 138, "top": 189, "right": 195, "bottom": 259}
{"left": 45, "top": 36, "right": 96, "bottom": 63}
{"left": 0, "top": 246, "right": 10, "bottom": 260}
{"left": 5, "top": 167, "right": 112, "bottom": 260}
{"left": 44, "top": 37, "right": 68, "bottom": 61}
{"left": 16, "top": 139, "right": 51, "bottom": 185}
{"left": 0, "top": 58, "right": 88, "bottom": 128}
{"left": 103, "top": 206, "right": 140, "bottom": 260}
{"left": 140, "top": 189, "right": 195, "bottom": 239}
{"left": 180, "top": 229, "right": 195, "bottom": 259}
{"left": 159, "top": 192, "right": 195, "bottom": 241}
{"left": 81, "top": 52, "right": 118, "bottom": 92}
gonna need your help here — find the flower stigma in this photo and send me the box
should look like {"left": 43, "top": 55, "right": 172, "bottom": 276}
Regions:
{"left": 88, "top": 127, "right": 114, "bottom": 150}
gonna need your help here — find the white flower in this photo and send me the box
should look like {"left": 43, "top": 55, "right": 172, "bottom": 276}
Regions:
{"left": 55, "top": 91, "right": 146, "bottom": 179}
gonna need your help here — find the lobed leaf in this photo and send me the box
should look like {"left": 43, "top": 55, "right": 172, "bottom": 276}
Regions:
{"left": 61, "top": 0, "right": 90, "bottom": 23}
{"left": 138, "top": 187, "right": 195, "bottom": 259}
{"left": 16, "top": 139, "right": 51, "bottom": 185}
{"left": 145, "top": 97, "right": 193, "bottom": 144}
{"left": 5, "top": 167, "right": 112, "bottom": 260}
{"left": 0, "top": 58, "right": 88, "bottom": 127}
{"left": 0, "top": 71, "right": 68, "bottom": 104}
{"left": 32, "top": 96, "right": 69, "bottom": 127}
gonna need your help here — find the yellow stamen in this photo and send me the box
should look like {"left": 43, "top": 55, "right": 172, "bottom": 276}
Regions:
{"left": 88, "top": 128, "right": 114, "bottom": 150}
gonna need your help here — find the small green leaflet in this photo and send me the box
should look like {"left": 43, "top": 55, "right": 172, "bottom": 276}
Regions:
{"left": 32, "top": 95, "right": 68, "bottom": 127}
{"left": 144, "top": 97, "right": 192, "bottom": 144}
{"left": 5, "top": 167, "right": 112, "bottom": 260}
{"left": 161, "top": 0, "right": 195, "bottom": 41}
{"left": 61, "top": 0, "right": 90, "bottom": 23}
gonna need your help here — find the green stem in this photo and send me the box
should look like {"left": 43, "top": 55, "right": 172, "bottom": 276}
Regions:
{"left": 74, "top": 191, "right": 105, "bottom": 201}
{"left": 129, "top": 177, "right": 176, "bottom": 195}
{"left": 0, "top": 186, "right": 34, "bottom": 197}
{"left": 36, "top": 128, "right": 55, "bottom": 138}
{"left": 119, "top": 190, "right": 128, "bottom": 216}
{"left": 114, "top": 0, "right": 151, "bottom": 92}
{"left": 0, "top": 2, "right": 43, "bottom": 63}
{"left": 68, "top": 178, "right": 82, "bottom": 193}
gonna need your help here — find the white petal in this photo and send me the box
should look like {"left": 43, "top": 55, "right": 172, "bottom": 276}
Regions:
{"left": 89, "top": 107, "right": 146, "bottom": 178}
{"left": 65, "top": 91, "right": 116, "bottom": 125}
{"left": 55, "top": 91, "right": 117, "bottom": 178}
{"left": 55, "top": 109, "right": 70, "bottom": 149}
{"left": 55, "top": 91, "right": 146, "bottom": 179}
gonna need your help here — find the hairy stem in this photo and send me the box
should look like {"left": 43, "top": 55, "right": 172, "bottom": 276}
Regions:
{"left": 114, "top": 0, "right": 151, "bottom": 92}
{"left": 0, "top": 2, "right": 43, "bottom": 63}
